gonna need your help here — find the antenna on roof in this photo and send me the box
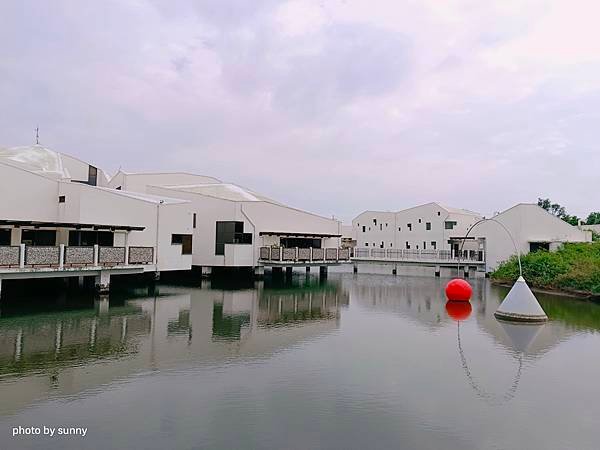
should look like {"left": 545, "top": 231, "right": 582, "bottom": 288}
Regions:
{"left": 35, "top": 127, "right": 40, "bottom": 145}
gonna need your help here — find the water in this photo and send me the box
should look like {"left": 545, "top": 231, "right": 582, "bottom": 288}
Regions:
{"left": 1, "top": 274, "right": 600, "bottom": 450}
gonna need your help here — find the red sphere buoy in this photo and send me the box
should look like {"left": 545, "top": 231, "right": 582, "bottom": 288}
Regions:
{"left": 445, "top": 278, "right": 472, "bottom": 302}
{"left": 446, "top": 301, "right": 472, "bottom": 321}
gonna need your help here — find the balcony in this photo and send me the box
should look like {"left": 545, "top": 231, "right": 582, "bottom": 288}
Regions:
{"left": 0, "top": 244, "right": 155, "bottom": 273}
{"left": 259, "top": 247, "right": 351, "bottom": 264}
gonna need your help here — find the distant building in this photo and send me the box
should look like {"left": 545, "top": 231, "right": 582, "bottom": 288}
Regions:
{"left": 474, "top": 203, "right": 592, "bottom": 272}
{"left": 352, "top": 202, "right": 482, "bottom": 253}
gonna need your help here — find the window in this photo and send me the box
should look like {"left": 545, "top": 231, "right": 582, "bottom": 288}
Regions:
{"left": 445, "top": 221, "right": 457, "bottom": 230}
{"left": 281, "top": 237, "right": 321, "bottom": 248}
{"left": 405, "top": 241, "right": 410, "bottom": 249}
{"left": 88, "top": 166, "right": 98, "bottom": 186}
{"left": 0, "top": 229, "right": 10, "bottom": 245}
{"left": 398, "top": 227, "right": 401, "bottom": 232}
{"left": 380, "top": 224, "right": 382, "bottom": 231}
{"left": 423, "top": 241, "right": 427, "bottom": 249}
{"left": 193, "top": 213, "right": 197, "bottom": 229}
{"left": 69, "top": 230, "right": 114, "bottom": 246}
{"left": 373, "top": 219, "right": 377, "bottom": 225}
{"left": 385, "top": 223, "right": 388, "bottom": 227}
{"left": 116, "top": 186, "right": 122, "bottom": 190}
{"left": 215, "top": 221, "right": 252, "bottom": 255}
{"left": 365, "top": 243, "right": 369, "bottom": 247}
{"left": 22, "top": 230, "right": 56, "bottom": 246}
{"left": 426, "top": 222, "right": 431, "bottom": 231}
{"left": 380, "top": 241, "right": 384, "bottom": 248}
{"left": 418, "top": 218, "right": 422, "bottom": 223}
{"left": 438, "top": 211, "right": 441, "bottom": 216}
{"left": 362, "top": 226, "right": 366, "bottom": 232}
{"left": 530, "top": 242, "right": 550, "bottom": 253}
{"left": 172, "top": 234, "right": 193, "bottom": 255}
{"left": 431, "top": 241, "right": 437, "bottom": 250}
{"left": 58, "top": 195, "right": 65, "bottom": 203}
{"left": 416, "top": 244, "right": 419, "bottom": 249}
{"left": 390, "top": 242, "right": 393, "bottom": 247}
{"left": 407, "top": 223, "right": 412, "bottom": 231}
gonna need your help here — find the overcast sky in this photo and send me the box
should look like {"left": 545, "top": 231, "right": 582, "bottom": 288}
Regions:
{"left": 1, "top": 0, "right": 598, "bottom": 222}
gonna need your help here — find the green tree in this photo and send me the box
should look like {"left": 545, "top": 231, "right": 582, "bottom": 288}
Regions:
{"left": 537, "top": 198, "right": 580, "bottom": 225}
{"left": 586, "top": 212, "right": 600, "bottom": 225}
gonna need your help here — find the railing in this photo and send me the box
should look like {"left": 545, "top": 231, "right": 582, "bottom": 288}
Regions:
{"left": 0, "top": 246, "right": 21, "bottom": 267}
{"left": 351, "top": 248, "right": 484, "bottom": 262}
{"left": 0, "top": 244, "right": 154, "bottom": 270}
{"left": 259, "top": 247, "right": 351, "bottom": 263}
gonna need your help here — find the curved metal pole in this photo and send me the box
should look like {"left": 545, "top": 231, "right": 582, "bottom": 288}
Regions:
{"left": 456, "top": 217, "right": 522, "bottom": 278}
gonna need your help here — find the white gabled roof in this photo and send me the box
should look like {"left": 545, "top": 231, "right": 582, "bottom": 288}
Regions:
{"left": 93, "top": 186, "right": 189, "bottom": 205}
{"left": 162, "top": 183, "right": 282, "bottom": 204}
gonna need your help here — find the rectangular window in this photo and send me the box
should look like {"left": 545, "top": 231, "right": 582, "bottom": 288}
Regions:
{"left": 362, "top": 226, "right": 366, "bottom": 232}
{"left": 373, "top": 219, "right": 377, "bottom": 225}
{"left": 407, "top": 223, "right": 412, "bottom": 231}
{"left": 88, "top": 166, "right": 98, "bottom": 186}
{"left": 22, "top": 230, "right": 56, "bottom": 246}
{"left": 445, "top": 221, "right": 457, "bottom": 230}
{"left": 398, "top": 227, "right": 401, "bottom": 232}
{"left": 423, "top": 241, "right": 427, "bottom": 249}
{"left": 58, "top": 195, "right": 65, "bottom": 203}
{"left": 426, "top": 222, "right": 431, "bottom": 231}
{"left": 215, "top": 221, "right": 252, "bottom": 255}
{"left": 69, "top": 230, "right": 114, "bottom": 246}
{"left": 172, "top": 234, "right": 193, "bottom": 254}
{"left": 193, "top": 213, "right": 197, "bottom": 229}
{"left": 380, "top": 241, "right": 384, "bottom": 248}
{"left": 431, "top": 241, "right": 437, "bottom": 250}
{"left": 365, "top": 243, "right": 369, "bottom": 247}
{"left": 405, "top": 241, "right": 410, "bottom": 249}
{"left": 380, "top": 224, "right": 382, "bottom": 231}
{"left": 0, "top": 229, "right": 11, "bottom": 245}
{"left": 418, "top": 218, "right": 422, "bottom": 223}
{"left": 281, "top": 237, "right": 321, "bottom": 248}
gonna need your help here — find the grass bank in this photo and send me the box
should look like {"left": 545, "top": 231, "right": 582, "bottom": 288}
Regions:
{"left": 491, "top": 242, "right": 600, "bottom": 297}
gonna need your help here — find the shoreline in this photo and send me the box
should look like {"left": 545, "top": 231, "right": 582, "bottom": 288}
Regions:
{"left": 491, "top": 279, "right": 600, "bottom": 301}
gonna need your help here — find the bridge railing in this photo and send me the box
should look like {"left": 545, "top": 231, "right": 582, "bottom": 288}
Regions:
{"left": 351, "top": 248, "right": 484, "bottom": 262}
{"left": 259, "top": 247, "right": 350, "bottom": 263}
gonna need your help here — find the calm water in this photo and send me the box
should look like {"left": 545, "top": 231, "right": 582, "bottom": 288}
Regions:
{"left": 1, "top": 274, "right": 600, "bottom": 450}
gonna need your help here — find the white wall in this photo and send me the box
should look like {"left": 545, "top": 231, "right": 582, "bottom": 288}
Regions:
{"left": 475, "top": 204, "right": 592, "bottom": 272}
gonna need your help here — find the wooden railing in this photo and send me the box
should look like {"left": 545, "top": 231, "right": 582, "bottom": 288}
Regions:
{"left": 352, "top": 248, "right": 484, "bottom": 262}
{"left": 259, "top": 247, "right": 350, "bottom": 263}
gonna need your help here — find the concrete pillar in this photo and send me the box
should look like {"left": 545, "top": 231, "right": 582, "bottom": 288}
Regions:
{"left": 201, "top": 266, "right": 212, "bottom": 278}
{"left": 95, "top": 271, "right": 111, "bottom": 294}
{"left": 463, "top": 266, "right": 470, "bottom": 278}
{"left": 306, "top": 266, "right": 311, "bottom": 273}
{"left": 19, "top": 244, "right": 25, "bottom": 268}
{"left": 93, "top": 244, "right": 99, "bottom": 266}
{"left": 319, "top": 266, "right": 328, "bottom": 278}
{"left": 353, "top": 264, "right": 358, "bottom": 273}
{"left": 59, "top": 244, "right": 65, "bottom": 269}
{"left": 78, "top": 276, "right": 85, "bottom": 289}
{"left": 392, "top": 265, "right": 397, "bottom": 275}
{"left": 435, "top": 265, "right": 441, "bottom": 277}
{"left": 286, "top": 266, "right": 293, "bottom": 277}
{"left": 254, "top": 266, "right": 265, "bottom": 279}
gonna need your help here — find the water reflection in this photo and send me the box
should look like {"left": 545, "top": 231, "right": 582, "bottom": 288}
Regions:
{"left": 0, "top": 277, "right": 348, "bottom": 416}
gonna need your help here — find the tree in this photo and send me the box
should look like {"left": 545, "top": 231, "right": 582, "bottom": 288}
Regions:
{"left": 537, "top": 198, "right": 580, "bottom": 225}
{"left": 586, "top": 212, "right": 600, "bottom": 225}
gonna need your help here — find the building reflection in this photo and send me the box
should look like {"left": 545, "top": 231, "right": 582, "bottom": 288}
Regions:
{"left": 0, "top": 277, "right": 348, "bottom": 416}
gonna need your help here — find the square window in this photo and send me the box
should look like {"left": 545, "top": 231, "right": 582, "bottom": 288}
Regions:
{"left": 418, "top": 218, "right": 422, "bottom": 223}
{"left": 431, "top": 241, "right": 437, "bottom": 250}
{"left": 426, "top": 222, "right": 431, "bottom": 230}
{"left": 407, "top": 223, "right": 412, "bottom": 231}
{"left": 58, "top": 195, "right": 65, "bottom": 203}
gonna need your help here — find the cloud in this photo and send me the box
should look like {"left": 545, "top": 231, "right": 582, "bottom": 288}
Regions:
{"left": 0, "top": 0, "right": 599, "bottom": 221}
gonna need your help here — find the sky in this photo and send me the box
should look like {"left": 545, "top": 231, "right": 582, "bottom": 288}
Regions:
{"left": 1, "top": 0, "right": 599, "bottom": 223}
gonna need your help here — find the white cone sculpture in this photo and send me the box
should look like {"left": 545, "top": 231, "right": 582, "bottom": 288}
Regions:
{"left": 494, "top": 276, "right": 548, "bottom": 322}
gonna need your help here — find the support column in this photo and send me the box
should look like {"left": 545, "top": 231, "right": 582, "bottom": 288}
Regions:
{"left": 285, "top": 266, "right": 293, "bottom": 278}
{"left": 353, "top": 264, "right": 358, "bottom": 274}
{"left": 435, "top": 266, "right": 441, "bottom": 277}
{"left": 95, "top": 271, "right": 111, "bottom": 294}
{"left": 319, "top": 266, "right": 328, "bottom": 278}
{"left": 463, "top": 266, "right": 470, "bottom": 278}
{"left": 201, "top": 267, "right": 212, "bottom": 278}
{"left": 254, "top": 266, "right": 265, "bottom": 279}
{"left": 392, "top": 265, "right": 397, "bottom": 275}
{"left": 306, "top": 266, "right": 311, "bottom": 273}
{"left": 78, "top": 276, "right": 85, "bottom": 289}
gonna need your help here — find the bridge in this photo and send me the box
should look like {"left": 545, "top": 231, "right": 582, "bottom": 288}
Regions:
{"left": 351, "top": 248, "right": 486, "bottom": 276}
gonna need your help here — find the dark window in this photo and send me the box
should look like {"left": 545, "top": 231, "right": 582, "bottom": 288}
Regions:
{"left": 390, "top": 242, "right": 393, "bottom": 247}
{"left": 365, "top": 243, "right": 369, "bottom": 247}
{"left": 423, "top": 241, "right": 427, "bottom": 249}
{"left": 116, "top": 186, "right": 122, "bottom": 190}
{"left": 426, "top": 222, "right": 431, "bottom": 231}
{"left": 373, "top": 219, "right": 377, "bottom": 225}
{"left": 215, "top": 221, "right": 252, "bottom": 255}
{"left": 380, "top": 224, "right": 382, "bottom": 230}
{"left": 398, "top": 227, "right": 401, "bottom": 232}
{"left": 69, "top": 230, "right": 114, "bottom": 246}
{"left": 22, "top": 230, "right": 56, "bottom": 246}
{"left": 380, "top": 241, "right": 384, "bottom": 248}
{"left": 280, "top": 237, "right": 321, "bottom": 248}
{"left": 405, "top": 241, "right": 410, "bottom": 249}
{"left": 416, "top": 244, "right": 419, "bottom": 249}
{"left": 418, "top": 218, "right": 422, "bottom": 223}
{"left": 530, "top": 242, "right": 550, "bottom": 253}
{"left": 58, "top": 195, "right": 65, "bottom": 203}
{"left": 445, "top": 221, "right": 457, "bottom": 230}
{"left": 407, "top": 223, "right": 412, "bottom": 231}
{"left": 0, "top": 229, "right": 11, "bottom": 245}
{"left": 88, "top": 166, "right": 98, "bottom": 186}
{"left": 438, "top": 211, "right": 441, "bottom": 216}
{"left": 362, "top": 226, "right": 366, "bottom": 233}
{"left": 193, "top": 213, "right": 197, "bottom": 229}
{"left": 172, "top": 234, "right": 193, "bottom": 254}
{"left": 431, "top": 241, "right": 437, "bottom": 250}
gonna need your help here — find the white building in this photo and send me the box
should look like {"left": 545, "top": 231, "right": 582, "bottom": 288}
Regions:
{"left": 474, "top": 203, "right": 592, "bottom": 272}
{"left": 106, "top": 171, "right": 346, "bottom": 274}
{"left": 352, "top": 202, "right": 482, "bottom": 253}
{"left": 0, "top": 145, "right": 194, "bottom": 292}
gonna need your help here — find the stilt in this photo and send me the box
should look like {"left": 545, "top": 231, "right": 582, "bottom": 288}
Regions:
{"left": 463, "top": 266, "right": 470, "bottom": 278}
{"left": 353, "top": 264, "right": 358, "bottom": 274}
{"left": 95, "top": 271, "right": 111, "bottom": 294}
{"left": 254, "top": 266, "right": 265, "bottom": 279}
{"left": 78, "top": 276, "right": 85, "bottom": 289}
{"left": 306, "top": 266, "right": 311, "bottom": 273}
{"left": 435, "top": 266, "right": 441, "bottom": 277}
{"left": 319, "top": 266, "right": 328, "bottom": 278}
{"left": 286, "top": 266, "right": 293, "bottom": 278}
{"left": 392, "top": 265, "right": 397, "bottom": 275}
